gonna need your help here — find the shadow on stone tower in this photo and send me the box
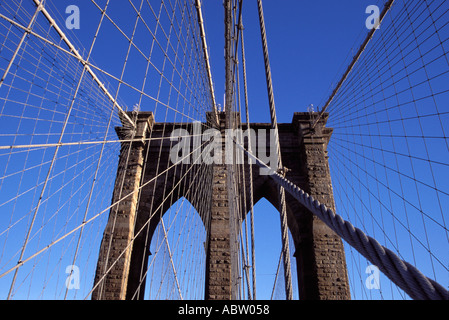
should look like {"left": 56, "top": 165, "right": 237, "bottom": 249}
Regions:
{"left": 92, "top": 111, "right": 351, "bottom": 300}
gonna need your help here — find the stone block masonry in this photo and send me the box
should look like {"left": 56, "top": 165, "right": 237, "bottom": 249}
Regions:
{"left": 92, "top": 111, "right": 351, "bottom": 300}
{"left": 205, "top": 164, "right": 233, "bottom": 300}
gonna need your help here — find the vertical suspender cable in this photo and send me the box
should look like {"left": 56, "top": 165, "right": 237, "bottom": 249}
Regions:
{"left": 256, "top": 0, "right": 293, "bottom": 300}
{"left": 240, "top": 19, "right": 257, "bottom": 300}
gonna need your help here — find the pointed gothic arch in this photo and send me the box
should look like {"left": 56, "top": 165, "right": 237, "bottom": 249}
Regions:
{"left": 93, "top": 111, "right": 351, "bottom": 300}
{"left": 141, "top": 196, "right": 208, "bottom": 300}
{"left": 126, "top": 163, "right": 212, "bottom": 300}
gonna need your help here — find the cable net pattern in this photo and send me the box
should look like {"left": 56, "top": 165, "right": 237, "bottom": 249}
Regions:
{"left": 0, "top": 0, "right": 215, "bottom": 300}
{"left": 0, "top": 0, "right": 447, "bottom": 301}
{"left": 325, "top": 0, "right": 449, "bottom": 299}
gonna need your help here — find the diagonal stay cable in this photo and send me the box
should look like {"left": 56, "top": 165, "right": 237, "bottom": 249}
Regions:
{"left": 90, "top": 138, "right": 212, "bottom": 300}
{"left": 0, "top": 0, "right": 43, "bottom": 88}
{"left": 159, "top": 217, "right": 183, "bottom": 300}
{"left": 312, "top": 0, "right": 396, "bottom": 129}
{"left": 0, "top": 132, "right": 206, "bottom": 151}
{"left": 6, "top": 0, "right": 113, "bottom": 299}
{"left": 194, "top": 0, "right": 218, "bottom": 126}
{"left": 30, "top": 0, "right": 135, "bottom": 128}
{"left": 0, "top": 134, "right": 211, "bottom": 283}
{"left": 233, "top": 139, "right": 449, "bottom": 300}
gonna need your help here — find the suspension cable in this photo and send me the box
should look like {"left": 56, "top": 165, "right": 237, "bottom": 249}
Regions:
{"left": 195, "top": 0, "right": 219, "bottom": 127}
{"left": 31, "top": 0, "right": 135, "bottom": 128}
{"left": 234, "top": 140, "right": 449, "bottom": 300}
{"left": 256, "top": 0, "right": 293, "bottom": 300}
{"left": 312, "top": 0, "right": 396, "bottom": 129}
{"left": 239, "top": 18, "right": 257, "bottom": 300}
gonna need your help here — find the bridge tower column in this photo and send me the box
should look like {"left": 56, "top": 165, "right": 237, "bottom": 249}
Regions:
{"left": 292, "top": 112, "right": 351, "bottom": 300}
{"left": 92, "top": 112, "right": 154, "bottom": 300}
{"left": 205, "top": 163, "right": 234, "bottom": 300}
{"left": 205, "top": 112, "right": 237, "bottom": 300}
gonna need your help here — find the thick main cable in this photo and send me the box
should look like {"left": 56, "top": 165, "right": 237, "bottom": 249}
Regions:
{"left": 234, "top": 140, "right": 449, "bottom": 300}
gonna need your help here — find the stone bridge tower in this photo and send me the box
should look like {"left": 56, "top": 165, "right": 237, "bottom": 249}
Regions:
{"left": 92, "top": 111, "right": 351, "bottom": 300}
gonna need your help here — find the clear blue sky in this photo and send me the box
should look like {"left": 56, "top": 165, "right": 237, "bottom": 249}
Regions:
{"left": 199, "top": 0, "right": 390, "bottom": 299}
{"left": 48, "top": 0, "right": 387, "bottom": 122}
{"left": 2, "top": 0, "right": 447, "bottom": 300}
{"left": 202, "top": 0, "right": 386, "bottom": 124}
{"left": 199, "top": 0, "right": 448, "bottom": 300}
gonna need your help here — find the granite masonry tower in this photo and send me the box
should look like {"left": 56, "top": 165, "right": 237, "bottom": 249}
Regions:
{"left": 92, "top": 111, "right": 351, "bottom": 300}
